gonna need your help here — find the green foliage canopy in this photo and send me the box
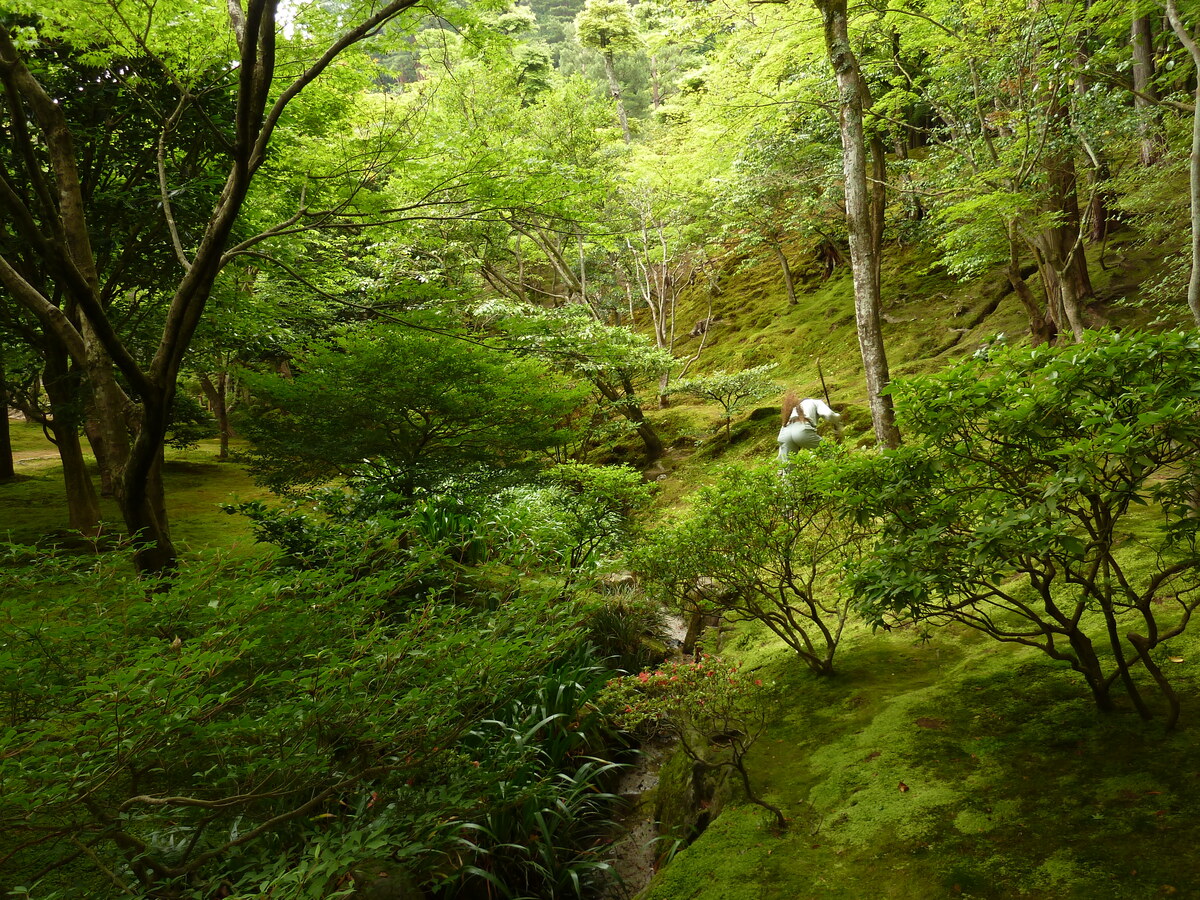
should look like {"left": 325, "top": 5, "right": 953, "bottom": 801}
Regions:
{"left": 238, "top": 323, "right": 587, "bottom": 495}
{"left": 635, "top": 451, "right": 870, "bottom": 675}
{"left": 849, "top": 330, "right": 1200, "bottom": 726}
{"left": 574, "top": 0, "right": 642, "bottom": 56}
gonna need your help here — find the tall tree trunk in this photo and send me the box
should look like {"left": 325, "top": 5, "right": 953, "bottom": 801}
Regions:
{"left": 41, "top": 350, "right": 101, "bottom": 532}
{"left": 771, "top": 242, "right": 798, "bottom": 305}
{"left": 1006, "top": 228, "right": 1056, "bottom": 347}
{"left": 49, "top": 413, "right": 102, "bottom": 534}
{"left": 650, "top": 53, "right": 662, "bottom": 110}
{"left": 814, "top": 0, "right": 901, "bottom": 448}
{"left": 1166, "top": 0, "right": 1200, "bottom": 328}
{"left": 602, "top": 50, "right": 632, "bottom": 144}
{"left": 1075, "top": 29, "right": 1112, "bottom": 243}
{"left": 199, "top": 372, "right": 234, "bottom": 460}
{"left": 120, "top": 390, "right": 177, "bottom": 574}
{"left": 80, "top": 321, "right": 132, "bottom": 497}
{"left": 1132, "top": 15, "right": 1160, "bottom": 166}
{"left": 1034, "top": 94, "right": 1094, "bottom": 341}
{"left": 596, "top": 376, "right": 664, "bottom": 459}
{"left": 0, "top": 342, "right": 13, "bottom": 480}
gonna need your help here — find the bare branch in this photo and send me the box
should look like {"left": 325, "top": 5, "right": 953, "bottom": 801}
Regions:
{"left": 158, "top": 94, "right": 194, "bottom": 272}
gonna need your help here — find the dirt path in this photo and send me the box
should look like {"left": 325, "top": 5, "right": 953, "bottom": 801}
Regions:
{"left": 13, "top": 452, "right": 60, "bottom": 464}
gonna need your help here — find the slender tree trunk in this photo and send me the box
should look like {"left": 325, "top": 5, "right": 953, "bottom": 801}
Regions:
{"left": 1075, "top": 36, "right": 1112, "bottom": 243}
{"left": 1132, "top": 15, "right": 1160, "bottom": 167}
{"left": 731, "top": 756, "right": 788, "bottom": 832}
{"left": 41, "top": 350, "right": 101, "bottom": 532}
{"left": 1084, "top": 152, "right": 1111, "bottom": 244}
{"left": 1166, "top": 0, "right": 1200, "bottom": 328}
{"left": 890, "top": 30, "right": 923, "bottom": 221}
{"left": 120, "top": 390, "right": 177, "bottom": 574}
{"left": 1034, "top": 94, "right": 1093, "bottom": 341}
{"left": 1006, "top": 229, "right": 1056, "bottom": 346}
{"left": 771, "top": 242, "right": 798, "bottom": 306}
{"left": 602, "top": 50, "right": 632, "bottom": 144}
{"left": 1128, "top": 632, "right": 1181, "bottom": 730}
{"left": 0, "top": 343, "right": 13, "bottom": 480}
{"left": 596, "top": 376, "right": 664, "bottom": 459}
{"left": 1068, "top": 629, "right": 1114, "bottom": 712}
{"left": 79, "top": 319, "right": 132, "bottom": 499}
{"left": 650, "top": 53, "right": 662, "bottom": 110}
{"left": 199, "top": 373, "right": 234, "bottom": 460}
{"left": 50, "top": 417, "right": 102, "bottom": 533}
{"left": 814, "top": 0, "right": 900, "bottom": 448}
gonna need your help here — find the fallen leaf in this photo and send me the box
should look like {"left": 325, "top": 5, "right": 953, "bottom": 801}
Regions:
{"left": 1169, "top": 657, "right": 1184, "bottom": 663}
{"left": 898, "top": 781, "right": 910, "bottom": 792}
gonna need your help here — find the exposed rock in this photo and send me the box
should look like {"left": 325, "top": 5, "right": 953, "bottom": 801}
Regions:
{"left": 600, "top": 571, "right": 638, "bottom": 593}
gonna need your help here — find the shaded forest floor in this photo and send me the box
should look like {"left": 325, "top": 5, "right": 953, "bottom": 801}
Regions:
{"left": 1, "top": 422, "right": 270, "bottom": 556}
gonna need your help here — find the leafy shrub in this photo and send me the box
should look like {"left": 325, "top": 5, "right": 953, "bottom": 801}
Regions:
{"left": 848, "top": 330, "right": 1200, "bottom": 727}
{"left": 490, "top": 464, "right": 654, "bottom": 580}
{"left": 601, "top": 657, "right": 785, "bottom": 831}
{"left": 165, "top": 389, "right": 217, "bottom": 449}
{"left": 446, "top": 656, "right": 624, "bottom": 899}
{"left": 583, "top": 589, "right": 671, "bottom": 673}
{"left": 634, "top": 448, "right": 871, "bottom": 674}
{"left": 0, "top": 546, "right": 594, "bottom": 898}
{"left": 671, "top": 363, "right": 780, "bottom": 437}
{"left": 236, "top": 322, "right": 586, "bottom": 496}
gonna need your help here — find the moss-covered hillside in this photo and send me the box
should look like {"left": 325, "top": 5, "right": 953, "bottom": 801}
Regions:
{"left": 624, "top": 233, "right": 1200, "bottom": 899}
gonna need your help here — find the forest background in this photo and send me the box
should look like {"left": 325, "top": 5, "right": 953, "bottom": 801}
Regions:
{"left": 6, "top": 0, "right": 1200, "bottom": 897}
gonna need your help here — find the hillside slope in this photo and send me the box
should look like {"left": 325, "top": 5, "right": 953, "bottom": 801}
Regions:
{"left": 623, "top": 231, "right": 1200, "bottom": 899}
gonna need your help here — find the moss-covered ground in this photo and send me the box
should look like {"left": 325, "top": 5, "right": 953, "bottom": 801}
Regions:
{"left": 1, "top": 420, "right": 270, "bottom": 556}
{"left": 625, "top": 233, "right": 1200, "bottom": 899}
{"left": 638, "top": 616, "right": 1200, "bottom": 899}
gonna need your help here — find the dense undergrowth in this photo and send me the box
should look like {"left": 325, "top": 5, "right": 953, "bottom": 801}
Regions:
{"left": 6, "top": 227, "right": 1200, "bottom": 899}
{"left": 0, "top": 441, "right": 668, "bottom": 900}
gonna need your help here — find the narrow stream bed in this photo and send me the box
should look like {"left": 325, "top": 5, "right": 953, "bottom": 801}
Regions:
{"left": 602, "top": 738, "right": 677, "bottom": 899}
{"left": 601, "top": 613, "right": 691, "bottom": 899}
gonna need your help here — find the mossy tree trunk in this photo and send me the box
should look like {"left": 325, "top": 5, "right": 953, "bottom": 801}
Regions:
{"left": 813, "top": 0, "right": 900, "bottom": 449}
{"left": 0, "top": 343, "right": 12, "bottom": 480}
{"left": 1166, "top": 0, "right": 1200, "bottom": 328}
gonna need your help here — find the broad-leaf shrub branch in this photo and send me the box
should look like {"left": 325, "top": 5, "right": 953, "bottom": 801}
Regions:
{"left": 633, "top": 449, "right": 872, "bottom": 675}
{"left": 848, "top": 330, "right": 1200, "bottom": 728}
{"left": 0, "top": 532, "right": 599, "bottom": 896}
{"left": 600, "top": 658, "right": 787, "bottom": 832}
